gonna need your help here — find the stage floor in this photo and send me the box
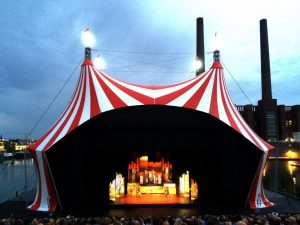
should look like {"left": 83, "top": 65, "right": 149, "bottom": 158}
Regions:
{"left": 113, "top": 194, "right": 193, "bottom": 205}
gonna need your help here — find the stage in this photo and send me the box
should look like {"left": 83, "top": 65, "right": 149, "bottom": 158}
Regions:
{"left": 112, "top": 194, "right": 193, "bottom": 205}
{"left": 2, "top": 189, "right": 300, "bottom": 217}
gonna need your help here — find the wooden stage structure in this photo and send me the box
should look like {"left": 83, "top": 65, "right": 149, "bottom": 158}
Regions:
{"left": 112, "top": 194, "right": 193, "bottom": 205}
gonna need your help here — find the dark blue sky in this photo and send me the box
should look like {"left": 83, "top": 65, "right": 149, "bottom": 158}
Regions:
{"left": 1, "top": 0, "right": 300, "bottom": 139}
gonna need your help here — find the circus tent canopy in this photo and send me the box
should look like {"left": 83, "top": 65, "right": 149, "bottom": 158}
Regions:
{"left": 28, "top": 49, "right": 274, "bottom": 212}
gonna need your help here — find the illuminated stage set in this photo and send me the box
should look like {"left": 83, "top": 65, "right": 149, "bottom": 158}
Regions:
{"left": 27, "top": 28, "right": 275, "bottom": 212}
{"left": 109, "top": 156, "right": 198, "bottom": 205}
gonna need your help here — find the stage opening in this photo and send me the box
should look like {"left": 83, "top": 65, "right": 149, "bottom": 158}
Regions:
{"left": 46, "top": 105, "right": 262, "bottom": 210}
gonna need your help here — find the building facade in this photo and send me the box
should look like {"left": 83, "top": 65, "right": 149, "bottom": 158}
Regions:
{"left": 236, "top": 104, "right": 300, "bottom": 142}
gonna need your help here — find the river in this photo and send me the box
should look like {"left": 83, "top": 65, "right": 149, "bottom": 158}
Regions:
{"left": 264, "top": 159, "right": 300, "bottom": 199}
{"left": 0, "top": 158, "right": 37, "bottom": 204}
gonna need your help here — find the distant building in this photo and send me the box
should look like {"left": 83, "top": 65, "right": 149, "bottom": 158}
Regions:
{"left": 0, "top": 141, "right": 5, "bottom": 152}
{"left": 236, "top": 104, "right": 300, "bottom": 142}
{"left": 15, "top": 144, "right": 29, "bottom": 151}
{"left": 0, "top": 139, "right": 34, "bottom": 153}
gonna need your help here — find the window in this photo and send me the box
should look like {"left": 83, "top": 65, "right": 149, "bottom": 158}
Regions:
{"left": 267, "top": 111, "right": 276, "bottom": 138}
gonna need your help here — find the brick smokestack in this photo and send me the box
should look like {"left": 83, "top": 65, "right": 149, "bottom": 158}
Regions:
{"left": 258, "top": 19, "right": 278, "bottom": 141}
{"left": 196, "top": 17, "right": 205, "bottom": 75}
{"left": 260, "top": 19, "right": 272, "bottom": 101}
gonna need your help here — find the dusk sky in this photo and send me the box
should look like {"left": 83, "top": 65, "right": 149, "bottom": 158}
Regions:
{"left": 1, "top": 0, "right": 300, "bottom": 139}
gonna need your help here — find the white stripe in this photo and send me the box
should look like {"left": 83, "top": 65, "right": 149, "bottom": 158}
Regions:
{"left": 58, "top": 73, "right": 82, "bottom": 121}
{"left": 239, "top": 117, "right": 269, "bottom": 151}
{"left": 100, "top": 70, "right": 202, "bottom": 99}
{"left": 79, "top": 66, "right": 91, "bottom": 126}
{"left": 167, "top": 71, "right": 211, "bottom": 107}
{"left": 100, "top": 73, "right": 143, "bottom": 106}
{"left": 33, "top": 72, "right": 85, "bottom": 209}
{"left": 153, "top": 76, "right": 204, "bottom": 98}
{"left": 35, "top": 71, "right": 84, "bottom": 151}
{"left": 196, "top": 71, "right": 215, "bottom": 113}
{"left": 91, "top": 68, "right": 114, "bottom": 112}
{"left": 216, "top": 69, "right": 230, "bottom": 125}
{"left": 53, "top": 72, "right": 86, "bottom": 144}
{"left": 220, "top": 73, "right": 255, "bottom": 143}
{"left": 36, "top": 151, "right": 50, "bottom": 211}
{"left": 219, "top": 69, "right": 270, "bottom": 193}
{"left": 28, "top": 154, "right": 40, "bottom": 209}
{"left": 255, "top": 153, "right": 268, "bottom": 208}
{"left": 221, "top": 75, "right": 268, "bottom": 151}
{"left": 36, "top": 206, "right": 51, "bottom": 212}
{"left": 239, "top": 116, "right": 269, "bottom": 151}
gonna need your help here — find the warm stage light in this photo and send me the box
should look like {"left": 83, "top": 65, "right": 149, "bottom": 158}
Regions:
{"left": 81, "top": 28, "right": 96, "bottom": 48}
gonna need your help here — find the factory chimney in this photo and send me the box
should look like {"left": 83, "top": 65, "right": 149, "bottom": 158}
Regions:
{"left": 257, "top": 19, "right": 278, "bottom": 141}
{"left": 196, "top": 17, "right": 205, "bottom": 75}
{"left": 260, "top": 19, "right": 272, "bottom": 101}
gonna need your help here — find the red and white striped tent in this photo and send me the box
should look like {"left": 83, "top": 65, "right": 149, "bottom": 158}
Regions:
{"left": 28, "top": 50, "right": 274, "bottom": 212}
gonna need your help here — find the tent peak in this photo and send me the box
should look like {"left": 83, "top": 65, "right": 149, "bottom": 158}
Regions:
{"left": 211, "top": 50, "right": 222, "bottom": 68}
{"left": 85, "top": 47, "right": 92, "bottom": 60}
{"left": 213, "top": 50, "right": 220, "bottom": 62}
{"left": 83, "top": 47, "right": 93, "bottom": 65}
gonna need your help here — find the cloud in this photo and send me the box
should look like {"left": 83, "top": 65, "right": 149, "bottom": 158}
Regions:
{"left": 1, "top": 0, "right": 300, "bottom": 138}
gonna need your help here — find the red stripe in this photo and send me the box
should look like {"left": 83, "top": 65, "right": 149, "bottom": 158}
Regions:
{"left": 218, "top": 69, "right": 273, "bottom": 208}
{"left": 27, "top": 150, "right": 42, "bottom": 211}
{"left": 88, "top": 66, "right": 101, "bottom": 117}
{"left": 219, "top": 71, "right": 239, "bottom": 130}
{"left": 260, "top": 151, "right": 274, "bottom": 207}
{"left": 219, "top": 72, "right": 267, "bottom": 208}
{"left": 257, "top": 135, "right": 275, "bottom": 151}
{"left": 227, "top": 100, "right": 262, "bottom": 148}
{"left": 67, "top": 66, "right": 87, "bottom": 131}
{"left": 248, "top": 156, "right": 264, "bottom": 208}
{"left": 209, "top": 69, "right": 219, "bottom": 118}
{"left": 64, "top": 70, "right": 85, "bottom": 133}
{"left": 156, "top": 75, "right": 205, "bottom": 105}
{"left": 183, "top": 70, "right": 214, "bottom": 109}
{"left": 82, "top": 58, "right": 92, "bottom": 66}
{"left": 219, "top": 70, "right": 267, "bottom": 208}
{"left": 221, "top": 73, "right": 263, "bottom": 149}
{"left": 97, "top": 69, "right": 153, "bottom": 104}
{"left": 210, "top": 61, "right": 223, "bottom": 69}
{"left": 94, "top": 72, "right": 127, "bottom": 109}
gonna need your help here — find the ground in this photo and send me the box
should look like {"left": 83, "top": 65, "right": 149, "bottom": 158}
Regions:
{"left": 0, "top": 189, "right": 299, "bottom": 218}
